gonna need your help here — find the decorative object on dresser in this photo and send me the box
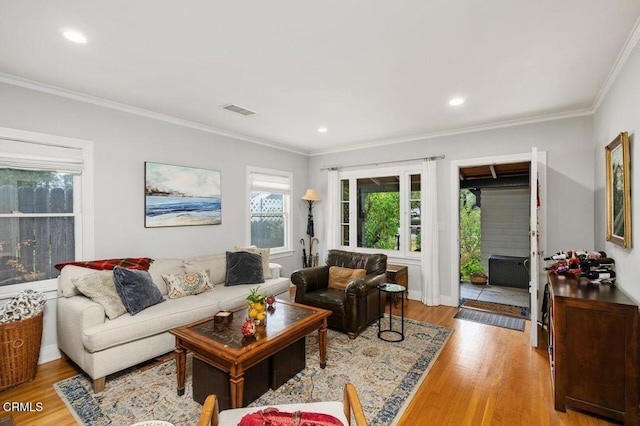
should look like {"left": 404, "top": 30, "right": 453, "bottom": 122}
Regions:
{"left": 547, "top": 272, "right": 638, "bottom": 424}
{"left": 605, "top": 131, "right": 631, "bottom": 248}
{"left": 544, "top": 249, "right": 615, "bottom": 283}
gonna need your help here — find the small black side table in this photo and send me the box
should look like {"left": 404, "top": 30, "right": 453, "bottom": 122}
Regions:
{"left": 377, "top": 283, "right": 406, "bottom": 342}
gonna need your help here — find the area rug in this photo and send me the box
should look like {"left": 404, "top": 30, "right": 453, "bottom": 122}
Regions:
{"left": 461, "top": 299, "right": 529, "bottom": 319}
{"left": 455, "top": 308, "right": 525, "bottom": 332}
{"left": 54, "top": 316, "right": 452, "bottom": 426}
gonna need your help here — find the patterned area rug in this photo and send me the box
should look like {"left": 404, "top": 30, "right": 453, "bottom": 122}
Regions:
{"left": 54, "top": 316, "right": 452, "bottom": 426}
{"left": 460, "top": 299, "right": 529, "bottom": 319}
{"left": 455, "top": 308, "right": 526, "bottom": 332}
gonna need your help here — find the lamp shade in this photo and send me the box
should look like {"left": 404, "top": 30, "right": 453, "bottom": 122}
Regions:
{"left": 301, "top": 189, "right": 321, "bottom": 201}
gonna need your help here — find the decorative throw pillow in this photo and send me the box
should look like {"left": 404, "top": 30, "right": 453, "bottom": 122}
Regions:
{"left": 113, "top": 266, "right": 164, "bottom": 315}
{"left": 162, "top": 270, "right": 214, "bottom": 299}
{"left": 328, "top": 266, "right": 367, "bottom": 291}
{"left": 233, "top": 246, "right": 272, "bottom": 279}
{"left": 72, "top": 271, "right": 127, "bottom": 320}
{"left": 238, "top": 409, "right": 343, "bottom": 426}
{"left": 184, "top": 253, "right": 226, "bottom": 285}
{"left": 225, "top": 251, "right": 265, "bottom": 286}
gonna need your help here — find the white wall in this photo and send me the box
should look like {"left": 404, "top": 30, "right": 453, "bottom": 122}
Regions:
{"left": 481, "top": 187, "right": 531, "bottom": 270}
{"left": 0, "top": 82, "right": 310, "bottom": 362}
{"left": 309, "top": 116, "right": 595, "bottom": 304}
{"left": 593, "top": 40, "right": 640, "bottom": 303}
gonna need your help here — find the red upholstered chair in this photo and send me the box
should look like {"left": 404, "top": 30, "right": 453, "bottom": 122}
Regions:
{"left": 197, "top": 383, "right": 367, "bottom": 426}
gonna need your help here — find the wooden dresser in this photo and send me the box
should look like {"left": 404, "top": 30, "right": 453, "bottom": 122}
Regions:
{"left": 548, "top": 273, "right": 639, "bottom": 424}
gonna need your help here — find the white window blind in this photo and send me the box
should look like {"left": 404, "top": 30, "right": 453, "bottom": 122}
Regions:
{"left": 249, "top": 171, "right": 291, "bottom": 194}
{"left": 0, "top": 138, "right": 83, "bottom": 173}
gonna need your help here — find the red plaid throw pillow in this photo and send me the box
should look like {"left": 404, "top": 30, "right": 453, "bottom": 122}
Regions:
{"left": 55, "top": 257, "right": 154, "bottom": 271}
{"left": 238, "top": 408, "right": 343, "bottom": 426}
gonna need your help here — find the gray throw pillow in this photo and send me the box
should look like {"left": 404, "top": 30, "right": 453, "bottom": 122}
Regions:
{"left": 73, "top": 270, "right": 127, "bottom": 320}
{"left": 113, "top": 266, "right": 165, "bottom": 315}
{"left": 225, "top": 251, "right": 265, "bottom": 286}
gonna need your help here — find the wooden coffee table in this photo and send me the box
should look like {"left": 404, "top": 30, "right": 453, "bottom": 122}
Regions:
{"left": 170, "top": 299, "right": 331, "bottom": 408}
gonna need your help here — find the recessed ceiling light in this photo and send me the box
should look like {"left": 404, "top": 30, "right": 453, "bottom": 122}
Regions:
{"left": 62, "top": 29, "right": 87, "bottom": 44}
{"left": 318, "top": 127, "right": 328, "bottom": 133}
{"left": 449, "top": 97, "right": 465, "bottom": 106}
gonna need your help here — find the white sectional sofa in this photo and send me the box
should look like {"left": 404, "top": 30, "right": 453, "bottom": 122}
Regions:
{"left": 56, "top": 253, "right": 291, "bottom": 393}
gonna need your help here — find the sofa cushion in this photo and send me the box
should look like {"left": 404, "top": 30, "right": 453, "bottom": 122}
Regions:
{"left": 58, "top": 265, "right": 103, "bottom": 297}
{"left": 328, "top": 266, "right": 366, "bottom": 291}
{"left": 148, "top": 258, "right": 185, "bottom": 295}
{"left": 113, "top": 267, "right": 165, "bottom": 315}
{"left": 162, "top": 270, "right": 214, "bottom": 299}
{"left": 234, "top": 246, "right": 272, "bottom": 279}
{"left": 184, "top": 253, "right": 226, "bottom": 285}
{"left": 225, "top": 251, "right": 264, "bottom": 286}
{"left": 73, "top": 271, "right": 127, "bottom": 320}
{"left": 82, "top": 292, "right": 222, "bottom": 352}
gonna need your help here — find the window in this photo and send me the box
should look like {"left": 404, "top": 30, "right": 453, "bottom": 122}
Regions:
{"left": 247, "top": 167, "right": 292, "bottom": 253}
{"left": 339, "top": 167, "right": 420, "bottom": 258}
{"left": 0, "top": 129, "right": 93, "bottom": 293}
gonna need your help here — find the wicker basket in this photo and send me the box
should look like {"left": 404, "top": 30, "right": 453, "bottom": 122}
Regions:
{"left": 0, "top": 312, "right": 44, "bottom": 392}
{"left": 470, "top": 273, "right": 488, "bottom": 285}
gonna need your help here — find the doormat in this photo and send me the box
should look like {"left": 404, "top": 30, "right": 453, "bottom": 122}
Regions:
{"left": 461, "top": 299, "right": 529, "bottom": 319}
{"left": 454, "top": 308, "right": 525, "bottom": 332}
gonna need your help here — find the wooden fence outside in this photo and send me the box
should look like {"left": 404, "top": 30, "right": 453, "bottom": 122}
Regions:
{"left": 0, "top": 185, "right": 74, "bottom": 286}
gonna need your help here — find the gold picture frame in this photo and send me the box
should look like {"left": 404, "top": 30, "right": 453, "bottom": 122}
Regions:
{"left": 605, "top": 131, "right": 631, "bottom": 248}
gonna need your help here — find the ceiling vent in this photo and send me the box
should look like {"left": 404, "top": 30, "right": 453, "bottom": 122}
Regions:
{"left": 220, "top": 103, "right": 256, "bottom": 116}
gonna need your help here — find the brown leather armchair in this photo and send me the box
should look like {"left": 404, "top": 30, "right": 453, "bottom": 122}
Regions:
{"left": 291, "top": 249, "right": 388, "bottom": 339}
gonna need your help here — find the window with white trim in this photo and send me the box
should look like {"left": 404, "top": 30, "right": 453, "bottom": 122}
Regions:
{"left": 0, "top": 130, "right": 93, "bottom": 293}
{"left": 247, "top": 167, "right": 292, "bottom": 253}
{"left": 339, "top": 166, "right": 420, "bottom": 258}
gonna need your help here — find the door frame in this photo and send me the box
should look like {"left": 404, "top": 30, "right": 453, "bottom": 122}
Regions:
{"left": 449, "top": 151, "right": 547, "bottom": 345}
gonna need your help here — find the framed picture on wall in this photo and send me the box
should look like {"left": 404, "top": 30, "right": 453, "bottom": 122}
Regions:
{"left": 605, "top": 132, "right": 631, "bottom": 248}
{"left": 145, "top": 162, "right": 221, "bottom": 227}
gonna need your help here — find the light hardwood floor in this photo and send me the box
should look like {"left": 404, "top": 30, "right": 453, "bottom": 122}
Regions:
{"left": 0, "top": 301, "right": 618, "bottom": 425}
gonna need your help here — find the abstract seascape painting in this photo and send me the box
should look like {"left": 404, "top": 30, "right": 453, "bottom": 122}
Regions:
{"left": 145, "top": 162, "right": 221, "bottom": 227}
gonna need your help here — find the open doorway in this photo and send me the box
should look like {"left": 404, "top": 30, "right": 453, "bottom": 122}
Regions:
{"left": 450, "top": 150, "right": 546, "bottom": 346}
{"left": 458, "top": 162, "right": 531, "bottom": 319}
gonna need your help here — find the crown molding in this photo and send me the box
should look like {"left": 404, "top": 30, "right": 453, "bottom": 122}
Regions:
{"left": 309, "top": 108, "right": 593, "bottom": 156}
{"left": 591, "top": 15, "right": 640, "bottom": 112}
{"left": 0, "top": 73, "right": 308, "bottom": 156}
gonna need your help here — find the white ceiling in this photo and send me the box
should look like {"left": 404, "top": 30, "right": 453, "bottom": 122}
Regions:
{"left": 1, "top": 1, "right": 639, "bottom": 155}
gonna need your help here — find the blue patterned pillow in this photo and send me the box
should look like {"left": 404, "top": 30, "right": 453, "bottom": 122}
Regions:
{"left": 113, "top": 266, "right": 164, "bottom": 315}
{"left": 162, "top": 270, "right": 214, "bottom": 299}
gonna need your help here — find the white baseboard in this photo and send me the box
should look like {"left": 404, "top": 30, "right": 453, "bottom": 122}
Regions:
{"left": 39, "top": 343, "right": 61, "bottom": 364}
{"left": 406, "top": 292, "right": 458, "bottom": 307}
{"left": 439, "top": 295, "right": 458, "bottom": 307}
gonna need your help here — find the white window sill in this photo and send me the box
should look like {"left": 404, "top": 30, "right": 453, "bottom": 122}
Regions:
{"left": 0, "top": 278, "right": 58, "bottom": 300}
{"left": 270, "top": 249, "right": 296, "bottom": 259}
